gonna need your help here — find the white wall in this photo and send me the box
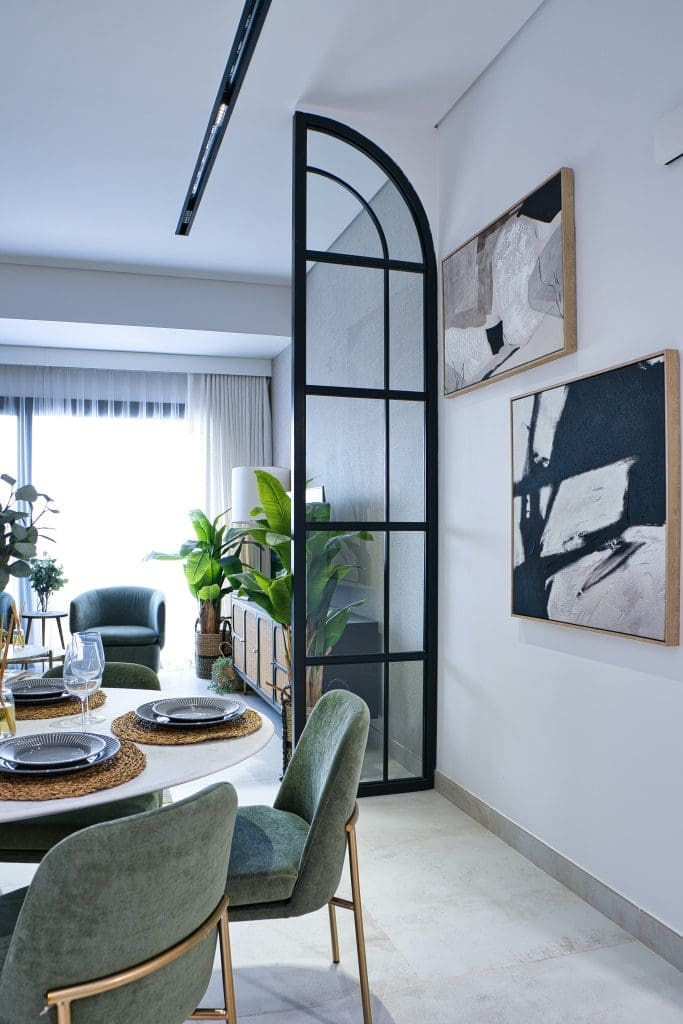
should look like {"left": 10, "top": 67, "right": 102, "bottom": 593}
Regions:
{"left": 437, "top": 0, "right": 683, "bottom": 933}
{"left": 270, "top": 344, "right": 291, "bottom": 468}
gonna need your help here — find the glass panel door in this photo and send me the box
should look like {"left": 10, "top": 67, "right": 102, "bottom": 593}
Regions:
{"left": 292, "top": 113, "right": 438, "bottom": 794}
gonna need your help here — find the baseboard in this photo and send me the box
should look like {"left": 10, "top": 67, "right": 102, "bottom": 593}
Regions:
{"left": 434, "top": 770, "right": 683, "bottom": 973}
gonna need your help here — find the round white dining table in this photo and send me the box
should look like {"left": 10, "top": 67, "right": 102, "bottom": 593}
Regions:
{"left": 0, "top": 687, "right": 274, "bottom": 823}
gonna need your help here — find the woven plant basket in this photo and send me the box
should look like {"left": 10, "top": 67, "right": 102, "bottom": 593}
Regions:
{"left": 194, "top": 619, "right": 232, "bottom": 680}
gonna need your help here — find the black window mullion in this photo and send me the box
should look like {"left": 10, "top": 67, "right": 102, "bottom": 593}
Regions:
{"left": 305, "top": 249, "right": 423, "bottom": 273}
{"left": 383, "top": 264, "right": 391, "bottom": 784}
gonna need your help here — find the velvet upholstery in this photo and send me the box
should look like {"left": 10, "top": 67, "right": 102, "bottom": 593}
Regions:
{"left": 227, "top": 690, "right": 370, "bottom": 921}
{"left": 228, "top": 805, "right": 309, "bottom": 906}
{"left": 0, "top": 782, "right": 238, "bottom": 1024}
{"left": 0, "top": 663, "right": 163, "bottom": 862}
{"left": 0, "top": 592, "right": 14, "bottom": 632}
{"left": 69, "top": 587, "right": 165, "bottom": 671}
{"left": 43, "top": 661, "right": 161, "bottom": 690}
{"left": 0, "top": 791, "right": 164, "bottom": 864}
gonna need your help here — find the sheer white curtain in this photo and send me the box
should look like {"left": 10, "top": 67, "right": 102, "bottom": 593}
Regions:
{"left": 0, "top": 365, "right": 198, "bottom": 667}
{"left": 187, "top": 373, "right": 272, "bottom": 521}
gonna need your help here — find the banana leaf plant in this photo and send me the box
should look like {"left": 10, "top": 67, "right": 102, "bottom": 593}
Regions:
{"left": 146, "top": 510, "right": 243, "bottom": 635}
{"left": 0, "top": 473, "right": 59, "bottom": 592}
{"left": 226, "top": 470, "right": 371, "bottom": 708}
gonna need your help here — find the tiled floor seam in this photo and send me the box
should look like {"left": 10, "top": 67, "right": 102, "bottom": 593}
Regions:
{"left": 393, "top": 935, "right": 639, "bottom": 988}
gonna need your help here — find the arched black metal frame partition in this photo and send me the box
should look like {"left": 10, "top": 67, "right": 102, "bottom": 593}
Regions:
{"left": 291, "top": 112, "right": 438, "bottom": 795}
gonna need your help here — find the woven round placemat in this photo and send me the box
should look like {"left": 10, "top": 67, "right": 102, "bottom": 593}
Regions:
{"left": 14, "top": 689, "right": 107, "bottom": 722}
{"left": 111, "top": 707, "right": 262, "bottom": 745}
{"left": 0, "top": 739, "right": 146, "bottom": 801}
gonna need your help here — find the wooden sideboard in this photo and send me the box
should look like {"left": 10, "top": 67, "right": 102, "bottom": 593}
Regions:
{"left": 231, "top": 596, "right": 290, "bottom": 711}
{"left": 231, "top": 596, "right": 381, "bottom": 717}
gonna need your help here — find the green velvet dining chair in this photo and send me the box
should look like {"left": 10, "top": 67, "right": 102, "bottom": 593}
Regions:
{"left": 225, "top": 689, "right": 373, "bottom": 1024}
{"left": 0, "top": 782, "right": 239, "bottom": 1024}
{"left": 0, "top": 662, "right": 163, "bottom": 863}
{"left": 42, "top": 661, "right": 161, "bottom": 690}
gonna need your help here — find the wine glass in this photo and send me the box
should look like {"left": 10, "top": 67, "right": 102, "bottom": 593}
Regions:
{"left": 59, "top": 636, "right": 101, "bottom": 731}
{"left": 77, "top": 631, "right": 106, "bottom": 725}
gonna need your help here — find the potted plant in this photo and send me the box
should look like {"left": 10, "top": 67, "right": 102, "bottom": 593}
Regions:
{"left": 227, "top": 470, "right": 371, "bottom": 713}
{"left": 0, "top": 474, "right": 59, "bottom": 592}
{"left": 29, "top": 553, "right": 68, "bottom": 612}
{"left": 146, "top": 509, "right": 243, "bottom": 678}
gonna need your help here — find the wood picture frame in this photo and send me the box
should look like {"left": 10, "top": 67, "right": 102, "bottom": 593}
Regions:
{"left": 443, "top": 167, "right": 576, "bottom": 398}
{"left": 510, "top": 350, "right": 680, "bottom": 645}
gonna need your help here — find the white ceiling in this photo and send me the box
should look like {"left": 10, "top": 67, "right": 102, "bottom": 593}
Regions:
{"left": 1, "top": 0, "right": 543, "bottom": 281}
{"left": 0, "top": 0, "right": 543, "bottom": 354}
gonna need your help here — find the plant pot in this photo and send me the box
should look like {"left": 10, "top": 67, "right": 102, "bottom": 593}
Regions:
{"left": 194, "top": 627, "right": 231, "bottom": 680}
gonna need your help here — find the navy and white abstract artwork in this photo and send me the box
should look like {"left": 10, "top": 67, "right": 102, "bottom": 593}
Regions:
{"left": 443, "top": 169, "right": 576, "bottom": 397}
{"left": 511, "top": 353, "right": 679, "bottom": 643}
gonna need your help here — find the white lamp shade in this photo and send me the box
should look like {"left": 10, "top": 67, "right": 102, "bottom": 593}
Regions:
{"left": 231, "top": 466, "right": 290, "bottom": 524}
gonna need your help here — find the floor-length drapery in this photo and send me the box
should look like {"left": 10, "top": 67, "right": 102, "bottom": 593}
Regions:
{"left": 187, "top": 374, "right": 272, "bottom": 521}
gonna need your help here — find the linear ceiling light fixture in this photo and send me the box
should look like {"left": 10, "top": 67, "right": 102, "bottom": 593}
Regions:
{"left": 175, "top": 0, "right": 271, "bottom": 236}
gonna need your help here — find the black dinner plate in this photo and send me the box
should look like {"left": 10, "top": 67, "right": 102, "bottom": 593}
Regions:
{"left": 0, "top": 734, "right": 120, "bottom": 776}
{"left": 135, "top": 698, "right": 245, "bottom": 729}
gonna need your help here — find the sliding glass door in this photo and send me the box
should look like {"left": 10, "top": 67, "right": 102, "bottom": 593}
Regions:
{"left": 292, "top": 113, "right": 437, "bottom": 794}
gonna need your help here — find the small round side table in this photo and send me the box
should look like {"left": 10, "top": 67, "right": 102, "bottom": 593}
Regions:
{"left": 23, "top": 610, "right": 68, "bottom": 648}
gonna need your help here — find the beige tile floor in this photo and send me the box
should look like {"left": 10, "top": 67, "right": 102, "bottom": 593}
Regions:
{"left": 3, "top": 668, "right": 682, "bottom": 1022}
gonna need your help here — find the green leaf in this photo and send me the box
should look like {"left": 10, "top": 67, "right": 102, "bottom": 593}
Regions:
{"left": 12, "top": 541, "right": 37, "bottom": 558}
{"left": 238, "top": 589, "right": 276, "bottom": 619}
{"left": 12, "top": 524, "right": 27, "bottom": 541}
{"left": 222, "top": 527, "right": 246, "bottom": 546}
{"left": 185, "top": 550, "right": 220, "bottom": 587}
{"left": 218, "top": 554, "right": 242, "bottom": 575}
{"left": 145, "top": 550, "right": 185, "bottom": 562}
{"left": 265, "top": 531, "right": 290, "bottom": 547}
{"left": 323, "top": 604, "right": 360, "bottom": 650}
{"left": 254, "top": 470, "right": 290, "bottom": 536}
{"left": 242, "top": 527, "right": 269, "bottom": 547}
{"left": 267, "top": 575, "right": 293, "bottom": 625}
{"left": 15, "top": 484, "right": 38, "bottom": 502}
{"left": 197, "top": 583, "right": 221, "bottom": 601}
{"left": 306, "top": 501, "right": 331, "bottom": 523}
{"left": 1, "top": 473, "right": 16, "bottom": 486}
{"left": 189, "top": 509, "right": 214, "bottom": 544}
{"left": 8, "top": 560, "right": 31, "bottom": 578}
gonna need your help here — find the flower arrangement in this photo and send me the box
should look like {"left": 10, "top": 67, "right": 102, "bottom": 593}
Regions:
{"left": 29, "top": 554, "right": 68, "bottom": 612}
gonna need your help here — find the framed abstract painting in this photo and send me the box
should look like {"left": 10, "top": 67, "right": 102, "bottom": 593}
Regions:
{"left": 511, "top": 351, "right": 680, "bottom": 644}
{"left": 443, "top": 168, "right": 576, "bottom": 397}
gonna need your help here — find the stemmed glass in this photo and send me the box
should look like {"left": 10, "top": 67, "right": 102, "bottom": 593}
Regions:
{"left": 59, "top": 635, "right": 102, "bottom": 731}
{"left": 78, "top": 631, "right": 106, "bottom": 725}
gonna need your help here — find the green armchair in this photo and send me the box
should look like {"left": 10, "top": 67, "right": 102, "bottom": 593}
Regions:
{"left": 70, "top": 587, "right": 165, "bottom": 671}
{"left": 226, "top": 689, "right": 373, "bottom": 1023}
{"left": 0, "top": 782, "right": 239, "bottom": 1024}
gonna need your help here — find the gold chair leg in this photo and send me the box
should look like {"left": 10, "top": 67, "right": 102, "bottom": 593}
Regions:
{"left": 55, "top": 1003, "right": 72, "bottom": 1024}
{"left": 219, "top": 907, "right": 238, "bottom": 1023}
{"left": 347, "top": 822, "right": 373, "bottom": 1024}
{"left": 189, "top": 908, "right": 237, "bottom": 1022}
{"left": 328, "top": 901, "right": 341, "bottom": 964}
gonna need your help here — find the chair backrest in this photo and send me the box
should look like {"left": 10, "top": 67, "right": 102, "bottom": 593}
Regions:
{"left": 0, "top": 782, "right": 237, "bottom": 1024}
{"left": 274, "top": 690, "right": 370, "bottom": 915}
{"left": 0, "top": 592, "right": 15, "bottom": 631}
{"left": 44, "top": 661, "right": 161, "bottom": 690}
{"left": 70, "top": 587, "right": 165, "bottom": 637}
